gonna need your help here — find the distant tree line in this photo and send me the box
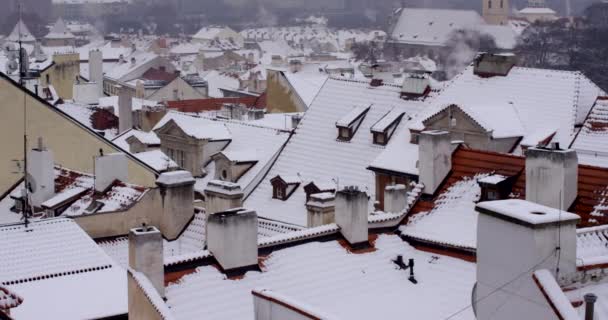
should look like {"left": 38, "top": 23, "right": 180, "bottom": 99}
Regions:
{"left": 515, "top": 16, "right": 608, "bottom": 91}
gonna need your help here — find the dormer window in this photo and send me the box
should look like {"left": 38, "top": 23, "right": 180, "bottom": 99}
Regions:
{"left": 270, "top": 175, "right": 301, "bottom": 201}
{"left": 304, "top": 181, "right": 336, "bottom": 201}
{"left": 371, "top": 110, "right": 405, "bottom": 146}
{"left": 477, "top": 174, "right": 515, "bottom": 201}
{"left": 336, "top": 105, "right": 371, "bottom": 142}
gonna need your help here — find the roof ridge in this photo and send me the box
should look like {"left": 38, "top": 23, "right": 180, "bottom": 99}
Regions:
{"left": 166, "top": 110, "right": 291, "bottom": 133}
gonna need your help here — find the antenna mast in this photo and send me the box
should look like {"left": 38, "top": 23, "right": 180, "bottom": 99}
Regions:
{"left": 18, "top": 0, "right": 30, "bottom": 228}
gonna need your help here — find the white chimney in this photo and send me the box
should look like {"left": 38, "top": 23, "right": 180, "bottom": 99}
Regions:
{"left": 335, "top": 186, "right": 369, "bottom": 247}
{"left": 27, "top": 138, "right": 55, "bottom": 207}
{"left": 118, "top": 86, "right": 133, "bottom": 133}
{"left": 156, "top": 171, "right": 195, "bottom": 240}
{"left": 128, "top": 225, "right": 164, "bottom": 297}
{"left": 475, "top": 199, "right": 579, "bottom": 320}
{"left": 89, "top": 50, "right": 103, "bottom": 96}
{"left": 203, "top": 180, "right": 244, "bottom": 215}
{"left": 384, "top": 184, "right": 407, "bottom": 213}
{"left": 418, "top": 131, "right": 452, "bottom": 195}
{"left": 306, "top": 193, "right": 335, "bottom": 228}
{"left": 206, "top": 208, "right": 258, "bottom": 273}
{"left": 95, "top": 152, "right": 128, "bottom": 192}
{"left": 525, "top": 146, "right": 578, "bottom": 210}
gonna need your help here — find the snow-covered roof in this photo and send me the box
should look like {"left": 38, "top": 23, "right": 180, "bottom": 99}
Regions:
{"left": 283, "top": 72, "right": 328, "bottom": 108}
{"left": 416, "top": 66, "right": 602, "bottom": 147}
{"left": 0, "top": 286, "right": 23, "bottom": 310}
{"left": 401, "top": 174, "right": 487, "bottom": 250}
{"left": 45, "top": 19, "right": 75, "bottom": 40}
{"left": 476, "top": 199, "right": 580, "bottom": 226}
{"left": 389, "top": 8, "right": 484, "bottom": 46}
{"left": 154, "top": 112, "right": 232, "bottom": 141}
{"left": 245, "top": 78, "right": 435, "bottom": 226}
{"left": 56, "top": 102, "right": 118, "bottom": 139}
{"left": 368, "top": 125, "right": 419, "bottom": 175}
{"left": 77, "top": 41, "right": 132, "bottom": 61}
{"left": 6, "top": 20, "right": 36, "bottom": 43}
{"left": 98, "top": 95, "right": 160, "bottom": 115}
{"left": 135, "top": 150, "right": 178, "bottom": 172}
{"left": 165, "top": 234, "right": 475, "bottom": 320}
{"left": 0, "top": 218, "right": 127, "bottom": 319}
{"left": 104, "top": 50, "right": 159, "bottom": 81}
{"left": 519, "top": 7, "right": 557, "bottom": 15}
{"left": 192, "top": 26, "right": 234, "bottom": 40}
{"left": 203, "top": 70, "right": 241, "bottom": 98}
{"left": 572, "top": 98, "right": 608, "bottom": 168}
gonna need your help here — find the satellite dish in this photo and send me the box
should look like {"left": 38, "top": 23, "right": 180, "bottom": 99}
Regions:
{"left": 26, "top": 173, "right": 37, "bottom": 193}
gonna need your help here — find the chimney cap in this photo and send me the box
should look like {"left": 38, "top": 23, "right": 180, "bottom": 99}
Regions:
{"left": 476, "top": 199, "right": 579, "bottom": 228}
{"left": 156, "top": 170, "right": 195, "bottom": 187}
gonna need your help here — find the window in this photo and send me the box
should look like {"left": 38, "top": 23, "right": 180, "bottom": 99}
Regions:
{"left": 221, "top": 170, "right": 228, "bottom": 180}
{"left": 336, "top": 105, "right": 370, "bottom": 141}
{"left": 276, "top": 186, "right": 285, "bottom": 199}
{"left": 487, "top": 190, "right": 500, "bottom": 201}
{"left": 46, "top": 74, "right": 50, "bottom": 85}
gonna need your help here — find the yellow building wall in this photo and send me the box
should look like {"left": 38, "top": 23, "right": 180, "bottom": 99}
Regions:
{"left": 40, "top": 53, "right": 80, "bottom": 100}
{"left": 0, "top": 76, "right": 158, "bottom": 194}
{"left": 266, "top": 69, "right": 307, "bottom": 113}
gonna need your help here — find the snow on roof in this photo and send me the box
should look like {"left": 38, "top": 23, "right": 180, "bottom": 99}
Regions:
{"left": 572, "top": 98, "right": 608, "bottom": 168}
{"left": 99, "top": 211, "right": 206, "bottom": 268}
{"left": 56, "top": 102, "right": 118, "bottom": 139}
{"left": 476, "top": 199, "right": 580, "bottom": 226}
{"left": 157, "top": 171, "right": 195, "bottom": 186}
{"left": 78, "top": 41, "right": 132, "bottom": 61}
{"left": 154, "top": 112, "right": 232, "bottom": 140}
{"left": 336, "top": 104, "right": 370, "bottom": 127}
{"left": 0, "top": 286, "right": 23, "bottom": 310}
{"left": 203, "top": 70, "right": 241, "bottom": 98}
{"left": 192, "top": 26, "right": 234, "bottom": 40}
{"left": 45, "top": 19, "right": 75, "bottom": 40}
{"left": 98, "top": 95, "right": 160, "bottom": 115}
{"left": 519, "top": 7, "right": 557, "bottom": 14}
{"left": 368, "top": 126, "right": 419, "bottom": 175}
{"left": 283, "top": 72, "right": 328, "bottom": 108}
{"left": 389, "top": 8, "right": 484, "bottom": 46}
{"left": 135, "top": 150, "right": 178, "bottom": 172}
{"left": 9, "top": 266, "right": 127, "bottom": 319}
{"left": 371, "top": 109, "right": 405, "bottom": 133}
{"left": 165, "top": 234, "right": 475, "bottom": 320}
{"left": 104, "top": 50, "right": 159, "bottom": 81}
{"left": 6, "top": 20, "right": 36, "bottom": 43}
{"left": 576, "top": 225, "right": 608, "bottom": 267}
{"left": 220, "top": 150, "right": 258, "bottom": 163}
{"left": 245, "top": 78, "right": 433, "bottom": 226}
{"left": 41, "top": 186, "right": 88, "bottom": 208}
{"left": 401, "top": 174, "right": 488, "bottom": 250}
{"left": 420, "top": 66, "right": 601, "bottom": 147}
{"left": 129, "top": 269, "right": 176, "bottom": 320}
{"left": 533, "top": 270, "right": 580, "bottom": 320}
{"left": 477, "top": 174, "right": 507, "bottom": 185}
{"left": 0, "top": 218, "right": 115, "bottom": 285}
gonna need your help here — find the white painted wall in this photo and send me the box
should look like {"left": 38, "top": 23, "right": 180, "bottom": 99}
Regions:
{"left": 419, "top": 131, "right": 451, "bottom": 195}
{"left": 95, "top": 153, "right": 128, "bottom": 192}
{"left": 207, "top": 209, "right": 258, "bottom": 271}
{"left": 28, "top": 147, "right": 55, "bottom": 207}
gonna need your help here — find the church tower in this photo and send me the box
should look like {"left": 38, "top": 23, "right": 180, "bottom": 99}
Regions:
{"left": 483, "top": 0, "right": 510, "bottom": 25}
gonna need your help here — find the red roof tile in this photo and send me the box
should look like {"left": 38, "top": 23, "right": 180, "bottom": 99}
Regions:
{"left": 408, "top": 147, "right": 608, "bottom": 227}
{"left": 166, "top": 93, "right": 266, "bottom": 113}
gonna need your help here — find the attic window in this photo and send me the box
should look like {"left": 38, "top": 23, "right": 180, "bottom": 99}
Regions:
{"left": 304, "top": 181, "right": 336, "bottom": 202}
{"left": 270, "top": 175, "right": 301, "bottom": 201}
{"left": 371, "top": 110, "right": 405, "bottom": 146}
{"left": 477, "top": 174, "right": 514, "bottom": 201}
{"left": 336, "top": 105, "right": 371, "bottom": 142}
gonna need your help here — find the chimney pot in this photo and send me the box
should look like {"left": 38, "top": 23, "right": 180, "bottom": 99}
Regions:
{"left": 384, "top": 184, "right": 407, "bottom": 213}
{"left": 129, "top": 226, "right": 164, "bottom": 297}
{"left": 156, "top": 171, "right": 195, "bottom": 240}
{"left": 584, "top": 293, "right": 597, "bottom": 320}
{"left": 206, "top": 208, "right": 258, "bottom": 273}
{"left": 525, "top": 147, "right": 578, "bottom": 210}
{"left": 418, "top": 131, "right": 452, "bottom": 195}
{"left": 335, "top": 186, "right": 369, "bottom": 247}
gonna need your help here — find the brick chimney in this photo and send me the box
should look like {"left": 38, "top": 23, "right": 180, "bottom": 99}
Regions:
{"left": 156, "top": 171, "right": 195, "bottom": 240}
{"left": 475, "top": 199, "right": 579, "bottom": 320}
{"left": 335, "top": 186, "right": 369, "bottom": 247}
{"left": 525, "top": 145, "right": 578, "bottom": 210}
{"left": 418, "top": 131, "right": 452, "bottom": 195}
{"left": 94, "top": 152, "right": 128, "bottom": 193}
{"left": 27, "top": 138, "right": 55, "bottom": 207}
{"left": 206, "top": 208, "right": 258, "bottom": 273}
{"left": 306, "top": 193, "right": 335, "bottom": 227}
{"left": 203, "top": 180, "right": 244, "bottom": 215}
{"left": 128, "top": 225, "right": 164, "bottom": 297}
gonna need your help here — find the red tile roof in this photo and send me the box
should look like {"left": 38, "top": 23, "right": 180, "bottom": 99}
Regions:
{"left": 166, "top": 93, "right": 266, "bottom": 113}
{"left": 408, "top": 147, "right": 608, "bottom": 227}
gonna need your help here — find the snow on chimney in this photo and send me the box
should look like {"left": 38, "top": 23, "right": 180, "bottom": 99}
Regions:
{"left": 306, "top": 192, "right": 335, "bottom": 228}
{"left": 475, "top": 200, "right": 579, "bottom": 320}
{"left": 384, "top": 184, "right": 407, "bottom": 213}
{"left": 335, "top": 186, "right": 369, "bottom": 247}
{"left": 473, "top": 53, "right": 517, "bottom": 77}
{"left": 129, "top": 225, "right": 164, "bottom": 297}
{"left": 525, "top": 146, "right": 578, "bottom": 210}
{"left": 89, "top": 50, "right": 103, "bottom": 96}
{"left": 27, "top": 138, "right": 55, "bottom": 207}
{"left": 156, "top": 171, "right": 195, "bottom": 240}
{"left": 118, "top": 86, "right": 133, "bottom": 133}
{"left": 206, "top": 208, "right": 258, "bottom": 274}
{"left": 401, "top": 73, "right": 430, "bottom": 97}
{"left": 418, "top": 131, "right": 452, "bottom": 195}
{"left": 95, "top": 152, "right": 128, "bottom": 192}
{"left": 204, "top": 180, "right": 244, "bottom": 215}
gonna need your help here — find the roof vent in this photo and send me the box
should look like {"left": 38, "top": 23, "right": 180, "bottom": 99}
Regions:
{"left": 370, "top": 78, "right": 383, "bottom": 87}
{"left": 473, "top": 53, "right": 517, "bottom": 77}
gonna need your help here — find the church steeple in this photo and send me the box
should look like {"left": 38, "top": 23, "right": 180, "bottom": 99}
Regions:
{"left": 483, "top": 0, "right": 510, "bottom": 25}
